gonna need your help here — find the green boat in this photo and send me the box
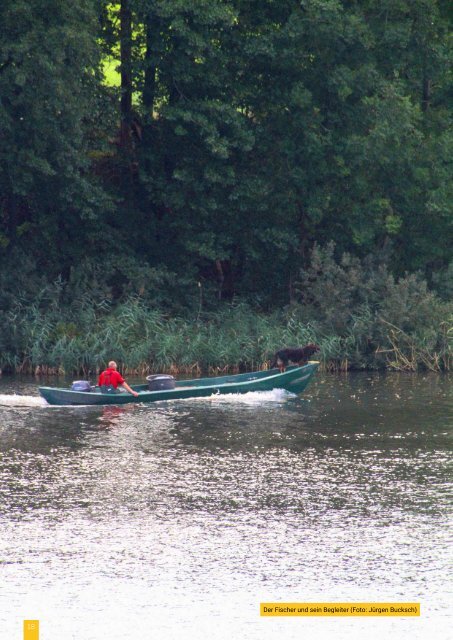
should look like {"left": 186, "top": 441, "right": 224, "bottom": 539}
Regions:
{"left": 38, "top": 362, "right": 319, "bottom": 406}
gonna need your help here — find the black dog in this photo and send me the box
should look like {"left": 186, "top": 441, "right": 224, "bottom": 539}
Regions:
{"left": 270, "top": 344, "right": 320, "bottom": 372}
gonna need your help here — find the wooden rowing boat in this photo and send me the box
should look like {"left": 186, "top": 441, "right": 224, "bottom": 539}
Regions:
{"left": 38, "top": 362, "right": 319, "bottom": 406}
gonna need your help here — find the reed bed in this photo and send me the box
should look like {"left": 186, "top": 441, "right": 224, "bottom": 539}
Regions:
{"left": 0, "top": 296, "right": 451, "bottom": 376}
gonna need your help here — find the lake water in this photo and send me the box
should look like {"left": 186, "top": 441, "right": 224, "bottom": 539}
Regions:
{"left": 0, "top": 372, "right": 451, "bottom": 640}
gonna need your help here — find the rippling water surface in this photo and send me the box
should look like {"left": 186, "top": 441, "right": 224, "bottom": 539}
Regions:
{"left": 0, "top": 373, "right": 451, "bottom": 639}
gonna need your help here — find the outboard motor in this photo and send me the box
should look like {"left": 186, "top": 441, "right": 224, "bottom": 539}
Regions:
{"left": 71, "top": 380, "right": 92, "bottom": 392}
{"left": 146, "top": 374, "right": 176, "bottom": 391}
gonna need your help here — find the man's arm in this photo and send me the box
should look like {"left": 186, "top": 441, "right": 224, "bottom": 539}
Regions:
{"left": 121, "top": 382, "right": 139, "bottom": 397}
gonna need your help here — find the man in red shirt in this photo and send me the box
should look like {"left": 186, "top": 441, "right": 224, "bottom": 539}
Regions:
{"left": 98, "top": 361, "right": 139, "bottom": 397}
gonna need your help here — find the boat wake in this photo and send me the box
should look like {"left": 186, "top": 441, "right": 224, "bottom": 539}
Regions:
{"left": 0, "top": 389, "right": 297, "bottom": 408}
{"left": 198, "top": 389, "right": 296, "bottom": 405}
{"left": 0, "top": 394, "right": 48, "bottom": 408}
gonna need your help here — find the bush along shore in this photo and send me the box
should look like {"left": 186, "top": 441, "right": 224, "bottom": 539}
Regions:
{"left": 0, "top": 252, "right": 451, "bottom": 376}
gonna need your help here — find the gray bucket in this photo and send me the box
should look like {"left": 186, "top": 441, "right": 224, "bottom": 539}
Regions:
{"left": 146, "top": 374, "right": 176, "bottom": 391}
{"left": 71, "top": 380, "right": 92, "bottom": 392}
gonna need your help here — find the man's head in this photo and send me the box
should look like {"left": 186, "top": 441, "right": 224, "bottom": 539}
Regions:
{"left": 108, "top": 361, "right": 117, "bottom": 369}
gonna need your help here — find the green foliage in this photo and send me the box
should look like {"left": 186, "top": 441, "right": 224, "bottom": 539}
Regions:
{"left": 0, "top": 0, "right": 111, "bottom": 273}
{"left": 1, "top": 256, "right": 450, "bottom": 374}
{"left": 0, "top": 0, "right": 451, "bottom": 373}
{"left": 294, "top": 243, "right": 452, "bottom": 370}
{"left": 90, "top": 0, "right": 449, "bottom": 302}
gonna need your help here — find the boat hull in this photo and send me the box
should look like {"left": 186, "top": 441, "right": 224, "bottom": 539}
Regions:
{"left": 39, "top": 362, "right": 319, "bottom": 406}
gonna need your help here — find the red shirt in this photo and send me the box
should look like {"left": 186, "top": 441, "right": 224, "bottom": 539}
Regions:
{"left": 98, "top": 368, "right": 125, "bottom": 388}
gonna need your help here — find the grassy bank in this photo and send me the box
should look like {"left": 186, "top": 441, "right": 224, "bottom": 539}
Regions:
{"left": 0, "top": 296, "right": 451, "bottom": 376}
{"left": 1, "top": 246, "right": 451, "bottom": 376}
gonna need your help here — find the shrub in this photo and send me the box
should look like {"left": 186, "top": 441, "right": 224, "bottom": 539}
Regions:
{"left": 294, "top": 243, "right": 452, "bottom": 370}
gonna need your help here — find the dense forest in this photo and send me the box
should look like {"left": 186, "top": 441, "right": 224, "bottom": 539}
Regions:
{"left": 0, "top": 0, "right": 452, "bottom": 373}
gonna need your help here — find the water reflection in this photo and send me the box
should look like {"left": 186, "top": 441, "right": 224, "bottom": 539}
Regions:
{"left": 97, "top": 405, "right": 133, "bottom": 430}
{"left": 0, "top": 372, "right": 451, "bottom": 639}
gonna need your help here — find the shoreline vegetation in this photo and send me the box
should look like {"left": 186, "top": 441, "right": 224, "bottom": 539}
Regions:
{"left": 1, "top": 338, "right": 451, "bottom": 377}
{"left": 1, "top": 2, "right": 451, "bottom": 376}
{"left": 1, "top": 255, "right": 451, "bottom": 377}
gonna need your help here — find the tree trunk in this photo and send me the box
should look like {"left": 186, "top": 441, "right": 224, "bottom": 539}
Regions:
{"left": 422, "top": 75, "right": 431, "bottom": 113}
{"left": 291, "top": 200, "right": 309, "bottom": 303}
{"left": 119, "top": 0, "right": 132, "bottom": 150}
{"left": 142, "top": 10, "right": 159, "bottom": 171}
{"left": 143, "top": 12, "right": 157, "bottom": 118}
{"left": 215, "top": 259, "right": 235, "bottom": 300}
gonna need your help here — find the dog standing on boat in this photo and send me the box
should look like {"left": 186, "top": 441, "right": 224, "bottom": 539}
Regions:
{"left": 270, "top": 344, "right": 320, "bottom": 372}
